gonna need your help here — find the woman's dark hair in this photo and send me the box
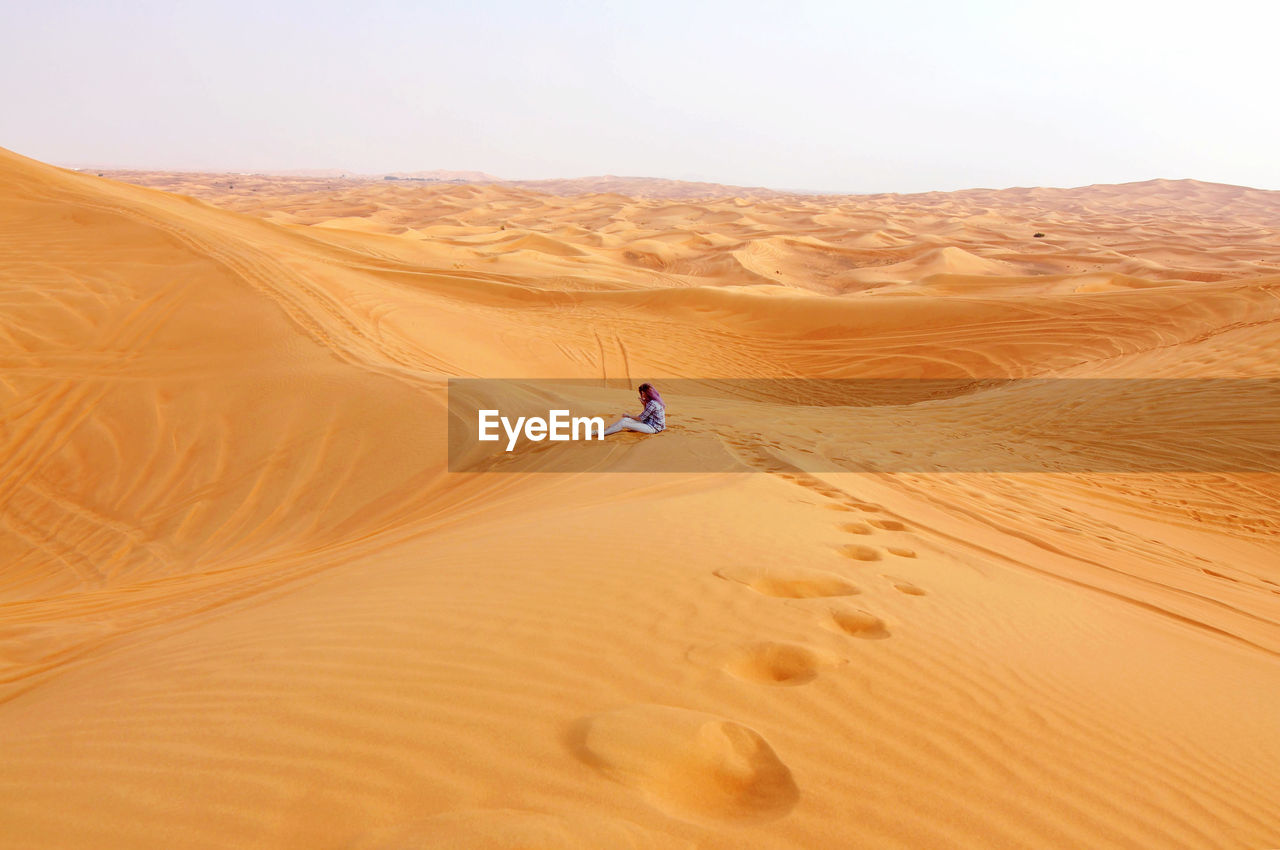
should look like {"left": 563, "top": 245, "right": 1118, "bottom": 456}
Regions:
{"left": 638, "top": 383, "right": 663, "bottom": 405}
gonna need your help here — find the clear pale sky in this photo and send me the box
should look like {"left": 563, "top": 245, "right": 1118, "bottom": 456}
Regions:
{"left": 2, "top": 0, "right": 1275, "bottom": 193}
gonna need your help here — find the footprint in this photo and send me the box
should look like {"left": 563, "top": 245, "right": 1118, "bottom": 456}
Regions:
{"left": 849, "top": 503, "right": 882, "bottom": 513}
{"left": 824, "top": 504, "right": 857, "bottom": 513}
{"left": 868, "top": 519, "right": 907, "bottom": 531}
{"left": 837, "top": 544, "right": 882, "bottom": 562}
{"left": 691, "top": 641, "right": 845, "bottom": 686}
{"left": 826, "top": 608, "right": 891, "bottom": 639}
{"left": 568, "top": 705, "right": 799, "bottom": 822}
{"left": 886, "top": 547, "right": 917, "bottom": 558}
{"left": 840, "top": 522, "right": 873, "bottom": 535}
{"left": 884, "top": 576, "right": 927, "bottom": 596}
{"left": 715, "top": 566, "right": 859, "bottom": 598}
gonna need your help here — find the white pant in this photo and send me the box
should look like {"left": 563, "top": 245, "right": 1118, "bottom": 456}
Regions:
{"left": 604, "top": 416, "right": 657, "bottom": 435}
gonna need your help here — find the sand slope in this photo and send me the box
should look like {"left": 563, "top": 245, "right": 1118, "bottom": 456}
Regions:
{"left": 3, "top": 148, "right": 1280, "bottom": 849}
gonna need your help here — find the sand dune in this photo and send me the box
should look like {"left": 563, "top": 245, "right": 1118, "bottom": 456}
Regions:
{"left": 4, "top": 147, "right": 1280, "bottom": 849}
{"left": 99, "top": 168, "right": 1280, "bottom": 299}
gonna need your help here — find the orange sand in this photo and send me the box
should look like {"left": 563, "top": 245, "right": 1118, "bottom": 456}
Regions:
{"left": 2, "top": 147, "right": 1279, "bottom": 849}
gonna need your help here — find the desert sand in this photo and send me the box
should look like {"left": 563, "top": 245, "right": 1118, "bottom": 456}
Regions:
{"left": 2, "top": 146, "right": 1279, "bottom": 849}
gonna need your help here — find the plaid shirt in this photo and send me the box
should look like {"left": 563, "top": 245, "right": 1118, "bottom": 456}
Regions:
{"left": 638, "top": 399, "right": 666, "bottom": 431}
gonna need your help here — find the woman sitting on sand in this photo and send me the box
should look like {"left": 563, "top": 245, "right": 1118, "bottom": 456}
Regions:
{"left": 603, "top": 383, "right": 665, "bottom": 436}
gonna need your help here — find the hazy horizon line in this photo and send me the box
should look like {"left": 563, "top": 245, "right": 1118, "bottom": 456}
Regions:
{"left": 49, "top": 156, "right": 1279, "bottom": 198}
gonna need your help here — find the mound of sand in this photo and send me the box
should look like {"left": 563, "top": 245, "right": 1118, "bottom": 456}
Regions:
{"left": 4, "top": 147, "right": 1280, "bottom": 849}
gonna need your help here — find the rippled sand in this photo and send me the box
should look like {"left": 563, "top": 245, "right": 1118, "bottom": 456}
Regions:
{"left": 3, "top": 148, "right": 1279, "bottom": 849}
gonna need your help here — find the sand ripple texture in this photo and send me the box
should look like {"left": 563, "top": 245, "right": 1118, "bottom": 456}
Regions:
{"left": 2, "top": 147, "right": 1280, "bottom": 849}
